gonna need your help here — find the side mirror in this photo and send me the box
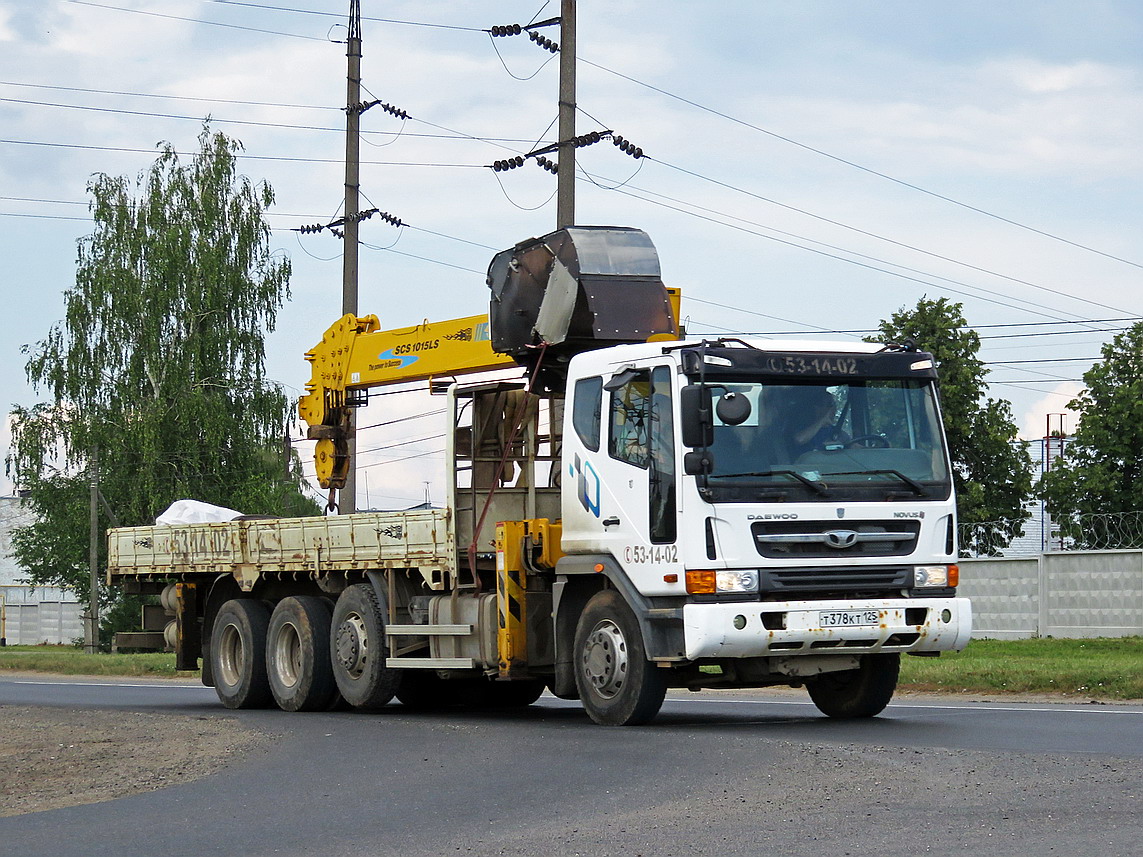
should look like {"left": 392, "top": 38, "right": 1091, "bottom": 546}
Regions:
{"left": 680, "top": 384, "right": 714, "bottom": 448}
{"left": 684, "top": 449, "right": 714, "bottom": 476}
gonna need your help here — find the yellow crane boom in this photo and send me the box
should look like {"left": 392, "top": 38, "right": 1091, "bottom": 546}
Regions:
{"left": 299, "top": 226, "right": 682, "bottom": 489}
{"left": 300, "top": 312, "right": 520, "bottom": 487}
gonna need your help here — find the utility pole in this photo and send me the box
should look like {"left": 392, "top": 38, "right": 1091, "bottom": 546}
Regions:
{"left": 556, "top": 0, "right": 577, "bottom": 229}
{"left": 341, "top": 0, "right": 362, "bottom": 513}
{"left": 86, "top": 449, "right": 99, "bottom": 654}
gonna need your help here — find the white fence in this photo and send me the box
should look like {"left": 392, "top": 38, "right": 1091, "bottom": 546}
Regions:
{"left": 959, "top": 550, "right": 1143, "bottom": 639}
{"left": 0, "top": 585, "right": 84, "bottom": 645}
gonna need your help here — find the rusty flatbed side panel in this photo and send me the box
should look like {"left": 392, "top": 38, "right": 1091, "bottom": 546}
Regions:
{"left": 107, "top": 510, "right": 455, "bottom": 580}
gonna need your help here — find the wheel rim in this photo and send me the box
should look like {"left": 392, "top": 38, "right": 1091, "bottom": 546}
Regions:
{"left": 581, "top": 618, "right": 628, "bottom": 699}
{"left": 271, "top": 621, "right": 303, "bottom": 688}
{"left": 335, "top": 612, "right": 370, "bottom": 679}
{"left": 218, "top": 623, "right": 244, "bottom": 688}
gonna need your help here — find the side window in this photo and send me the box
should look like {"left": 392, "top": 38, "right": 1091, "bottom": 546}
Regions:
{"left": 572, "top": 376, "right": 603, "bottom": 452}
{"left": 609, "top": 372, "right": 651, "bottom": 469}
{"left": 649, "top": 365, "right": 677, "bottom": 543}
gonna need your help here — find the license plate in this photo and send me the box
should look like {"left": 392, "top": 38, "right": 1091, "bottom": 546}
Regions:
{"left": 818, "top": 609, "right": 880, "bottom": 628}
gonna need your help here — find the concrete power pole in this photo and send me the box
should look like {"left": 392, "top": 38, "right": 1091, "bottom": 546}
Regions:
{"left": 556, "top": 0, "right": 577, "bottom": 229}
{"left": 341, "top": 0, "right": 362, "bottom": 514}
{"left": 86, "top": 449, "right": 99, "bottom": 654}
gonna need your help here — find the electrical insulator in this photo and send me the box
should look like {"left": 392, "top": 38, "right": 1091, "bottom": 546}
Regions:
{"left": 379, "top": 211, "right": 405, "bottom": 228}
{"left": 490, "top": 24, "right": 522, "bottom": 36}
{"left": 611, "top": 135, "right": 644, "bottom": 159}
{"left": 491, "top": 156, "right": 526, "bottom": 172}
{"left": 571, "top": 132, "right": 605, "bottom": 149}
{"left": 528, "top": 30, "right": 558, "bottom": 52}
{"left": 535, "top": 156, "right": 559, "bottom": 174}
{"left": 380, "top": 102, "right": 409, "bottom": 120}
{"left": 297, "top": 223, "right": 325, "bottom": 234}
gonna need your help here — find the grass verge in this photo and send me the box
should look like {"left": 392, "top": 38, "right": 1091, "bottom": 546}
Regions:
{"left": 899, "top": 637, "right": 1143, "bottom": 700}
{"left": 2, "top": 638, "right": 1140, "bottom": 699}
{"left": 0, "top": 645, "right": 196, "bottom": 678}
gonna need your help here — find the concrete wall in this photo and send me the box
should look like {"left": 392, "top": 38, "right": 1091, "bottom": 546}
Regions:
{"left": 960, "top": 550, "right": 1143, "bottom": 639}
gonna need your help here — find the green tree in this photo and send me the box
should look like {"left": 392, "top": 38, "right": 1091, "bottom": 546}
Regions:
{"left": 1041, "top": 321, "right": 1143, "bottom": 546}
{"left": 7, "top": 124, "right": 317, "bottom": 614}
{"left": 872, "top": 297, "right": 1033, "bottom": 553}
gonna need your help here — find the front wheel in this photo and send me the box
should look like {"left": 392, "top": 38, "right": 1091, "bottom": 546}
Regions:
{"left": 573, "top": 590, "right": 667, "bottom": 726}
{"left": 330, "top": 584, "right": 401, "bottom": 709}
{"left": 806, "top": 653, "right": 900, "bottom": 718}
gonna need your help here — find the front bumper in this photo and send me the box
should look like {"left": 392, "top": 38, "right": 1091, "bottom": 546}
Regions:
{"left": 681, "top": 597, "right": 972, "bottom": 660}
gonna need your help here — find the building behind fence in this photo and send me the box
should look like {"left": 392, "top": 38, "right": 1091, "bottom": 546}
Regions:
{"left": 1, "top": 495, "right": 83, "bottom": 644}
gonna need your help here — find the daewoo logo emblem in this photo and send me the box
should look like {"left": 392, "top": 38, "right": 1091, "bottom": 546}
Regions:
{"left": 823, "top": 529, "right": 859, "bottom": 549}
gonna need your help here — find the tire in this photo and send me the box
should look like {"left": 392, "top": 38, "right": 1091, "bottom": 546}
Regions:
{"left": 573, "top": 590, "right": 667, "bottom": 726}
{"left": 460, "top": 677, "right": 546, "bottom": 709}
{"left": 330, "top": 584, "right": 401, "bottom": 709}
{"left": 210, "top": 599, "right": 273, "bottom": 709}
{"left": 807, "top": 653, "right": 900, "bottom": 718}
{"left": 266, "top": 596, "right": 339, "bottom": 712}
{"left": 395, "top": 671, "right": 457, "bottom": 710}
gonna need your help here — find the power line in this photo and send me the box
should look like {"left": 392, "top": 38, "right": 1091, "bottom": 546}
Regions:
{"left": 10, "top": 87, "right": 1124, "bottom": 326}
{"left": 0, "top": 138, "right": 483, "bottom": 168}
{"left": 66, "top": 0, "right": 328, "bottom": 41}
{"left": 604, "top": 179, "right": 1094, "bottom": 324}
{"left": 580, "top": 56, "right": 1143, "bottom": 272}
{"left": 990, "top": 357, "right": 1102, "bottom": 365}
{"left": 980, "top": 327, "right": 1130, "bottom": 341}
{"left": 206, "top": 1, "right": 488, "bottom": 32}
{"left": 0, "top": 96, "right": 539, "bottom": 145}
{"left": 649, "top": 157, "right": 1136, "bottom": 319}
{"left": 0, "top": 80, "right": 337, "bottom": 112}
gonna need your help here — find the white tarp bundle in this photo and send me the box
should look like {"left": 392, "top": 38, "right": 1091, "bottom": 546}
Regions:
{"left": 155, "top": 499, "right": 244, "bottom": 526}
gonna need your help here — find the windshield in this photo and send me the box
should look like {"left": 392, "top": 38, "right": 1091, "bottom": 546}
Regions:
{"left": 704, "top": 379, "right": 951, "bottom": 502}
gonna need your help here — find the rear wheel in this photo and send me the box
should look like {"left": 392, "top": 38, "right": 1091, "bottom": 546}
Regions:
{"left": 573, "top": 590, "right": 667, "bottom": 726}
{"left": 266, "top": 596, "right": 339, "bottom": 712}
{"left": 211, "top": 599, "right": 273, "bottom": 709}
{"left": 806, "top": 653, "right": 900, "bottom": 718}
{"left": 330, "top": 584, "right": 401, "bottom": 709}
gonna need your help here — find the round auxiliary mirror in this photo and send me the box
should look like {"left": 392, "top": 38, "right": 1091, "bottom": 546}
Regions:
{"left": 716, "top": 391, "right": 751, "bottom": 426}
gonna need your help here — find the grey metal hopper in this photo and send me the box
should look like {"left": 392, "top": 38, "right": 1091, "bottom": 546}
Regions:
{"left": 486, "top": 226, "right": 678, "bottom": 367}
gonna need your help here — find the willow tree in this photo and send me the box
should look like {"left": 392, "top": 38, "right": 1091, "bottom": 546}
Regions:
{"left": 7, "top": 123, "right": 316, "bottom": 603}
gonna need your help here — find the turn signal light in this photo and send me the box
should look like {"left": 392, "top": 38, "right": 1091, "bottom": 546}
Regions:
{"left": 685, "top": 570, "right": 717, "bottom": 594}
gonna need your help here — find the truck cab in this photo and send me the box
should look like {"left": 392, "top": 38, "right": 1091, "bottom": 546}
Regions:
{"left": 550, "top": 337, "right": 970, "bottom": 723}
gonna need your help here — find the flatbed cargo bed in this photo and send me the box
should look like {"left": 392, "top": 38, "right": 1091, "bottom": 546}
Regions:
{"left": 107, "top": 509, "right": 455, "bottom": 590}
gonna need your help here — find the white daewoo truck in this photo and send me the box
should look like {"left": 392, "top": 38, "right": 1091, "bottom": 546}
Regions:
{"left": 108, "top": 226, "right": 971, "bottom": 725}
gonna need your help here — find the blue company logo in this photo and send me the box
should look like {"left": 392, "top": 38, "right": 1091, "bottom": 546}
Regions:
{"left": 569, "top": 454, "right": 601, "bottom": 517}
{"left": 377, "top": 348, "right": 419, "bottom": 368}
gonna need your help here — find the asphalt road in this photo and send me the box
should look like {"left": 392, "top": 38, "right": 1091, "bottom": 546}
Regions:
{"left": 2, "top": 676, "right": 1141, "bottom": 857}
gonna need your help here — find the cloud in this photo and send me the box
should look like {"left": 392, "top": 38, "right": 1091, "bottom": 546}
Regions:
{"left": 1019, "top": 382, "right": 1083, "bottom": 439}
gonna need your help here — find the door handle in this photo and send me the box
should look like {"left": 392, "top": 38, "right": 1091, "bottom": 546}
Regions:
{"left": 602, "top": 517, "right": 621, "bottom": 527}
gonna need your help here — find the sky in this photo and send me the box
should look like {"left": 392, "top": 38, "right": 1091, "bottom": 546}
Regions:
{"left": 2, "top": 1, "right": 1141, "bottom": 511}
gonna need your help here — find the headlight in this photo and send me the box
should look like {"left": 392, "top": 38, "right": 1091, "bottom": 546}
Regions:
{"left": 914, "top": 564, "right": 958, "bottom": 588}
{"left": 717, "top": 570, "right": 759, "bottom": 592}
{"left": 686, "top": 569, "right": 760, "bottom": 594}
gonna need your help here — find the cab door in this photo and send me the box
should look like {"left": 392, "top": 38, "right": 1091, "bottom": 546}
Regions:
{"left": 600, "top": 365, "right": 678, "bottom": 566}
